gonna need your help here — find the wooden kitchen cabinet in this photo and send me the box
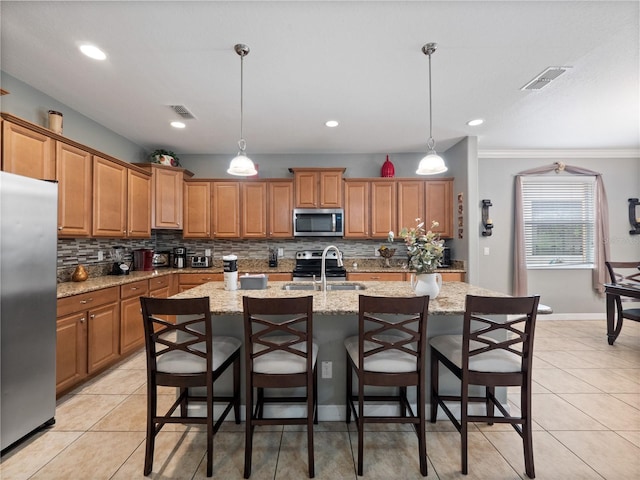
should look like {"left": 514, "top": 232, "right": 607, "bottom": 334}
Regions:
{"left": 178, "top": 273, "right": 224, "bottom": 292}
{"left": 93, "top": 156, "right": 151, "bottom": 238}
{"left": 397, "top": 180, "right": 425, "bottom": 231}
{"left": 425, "top": 179, "right": 453, "bottom": 238}
{"left": 56, "top": 141, "right": 92, "bottom": 237}
{"left": 241, "top": 181, "right": 267, "bottom": 238}
{"left": 56, "top": 287, "right": 120, "bottom": 395}
{"left": 119, "top": 279, "right": 149, "bottom": 355}
{"left": 370, "top": 180, "right": 396, "bottom": 238}
{"left": 268, "top": 180, "right": 294, "bottom": 237}
{"left": 344, "top": 180, "right": 370, "bottom": 238}
{"left": 347, "top": 272, "right": 405, "bottom": 281}
{"left": 403, "top": 271, "right": 465, "bottom": 282}
{"left": 290, "top": 168, "right": 344, "bottom": 208}
{"left": 135, "top": 163, "right": 193, "bottom": 230}
{"left": 92, "top": 156, "right": 127, "bottom": 237}
{"left": 126, "top": 168, "right": 152, "bottom": 238}
{"left": 1, "top": 119, "right": 55, "bottom": 180}
{"left": 213, "top": 181, "right": 240, "bottom": 238}
{"left": 183, "top": 181, "right": 211, "bottom": 238}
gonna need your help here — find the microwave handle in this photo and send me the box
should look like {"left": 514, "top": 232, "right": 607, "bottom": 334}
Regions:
{"left": 331, "top": 213, "right": 336, "bottom": 232}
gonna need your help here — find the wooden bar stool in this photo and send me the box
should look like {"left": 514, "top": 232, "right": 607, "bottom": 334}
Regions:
{"left": 242, "top": 295, "right": 317, "bottom": 478}
{"left": 429, "top": 294, "right": 540, "bottom": 478}
{"left": 139, "top": 296, "right": 241, "bottom": 477}
{"left": 605, "top": 261, "right": 640, "bottom": 343}
{"left": 344, "top": 295, "right": 430, "bottom": 476}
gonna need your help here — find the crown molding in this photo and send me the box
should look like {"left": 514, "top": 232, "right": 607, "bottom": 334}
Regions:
{"left": 478, "top": 149, "right": 640, "bottom": 159}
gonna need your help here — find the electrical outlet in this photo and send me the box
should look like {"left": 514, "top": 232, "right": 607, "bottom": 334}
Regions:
{"left": 483, "top": 247, "right": 490, "bottom": 256}
{"left": 321, "top": 361, "right": 332, "bottom": 379}
{"left": 205, "top": 248, "right": 212, "bottom": 257}
{"left": 374, "top": 247, "right": 380, "bottom": 257}
{"left": 97, "top": 250, "right": 104, "bottom": 261}
{"left": 278, "top": 247, "right": 284, "bottom": 257}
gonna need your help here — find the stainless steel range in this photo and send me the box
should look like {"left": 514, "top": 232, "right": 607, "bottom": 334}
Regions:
{"left": 292, "top": 249, "right": 347, "bottom": 282}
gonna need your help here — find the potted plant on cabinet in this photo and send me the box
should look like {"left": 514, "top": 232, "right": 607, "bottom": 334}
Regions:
{"left": 149, "top": 149, "right": 180, "bottom": 167}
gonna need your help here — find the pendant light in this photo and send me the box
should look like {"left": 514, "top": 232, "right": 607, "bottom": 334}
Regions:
{"left": 416, "top": 42, "right": 448, "bottom": 175}
{"left": 227, "top": 43, "right": 257, "bottom": 176}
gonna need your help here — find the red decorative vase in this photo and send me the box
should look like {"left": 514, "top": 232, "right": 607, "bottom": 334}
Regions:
{"left": 381, "top": 155, "right": 395, "bottom": 177}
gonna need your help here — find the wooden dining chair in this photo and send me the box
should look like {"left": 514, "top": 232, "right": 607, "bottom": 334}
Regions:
{"left": 242, "top": 295, "right": 317, "bottom": 478}
{"left": 140, "top": 296, "right": 241, "bottom": 477}
{"left": 429, "top": 294, "right": 540, "bottom": 478}
{"left": 344, "top": 295, "right": 430, "bottom": 476}
{"left": 605, "top": 261, "right": 640, "bottom": 339}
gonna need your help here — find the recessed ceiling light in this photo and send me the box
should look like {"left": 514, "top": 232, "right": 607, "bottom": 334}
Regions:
{"left": 325, "top": 120, "right": 339, "bottom": 128}
{"left": 170, "top": 121, "right": 186, "bottom": 129}
{"left": 466, "top": 119, "right": 484, "bottom": 126}
{"left": 79, "top": 44, "right": 107, "bottom": 60}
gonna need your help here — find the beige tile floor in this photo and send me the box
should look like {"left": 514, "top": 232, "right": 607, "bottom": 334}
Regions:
{"left": 1, "top": 319, "right": 639, "bottom": 479}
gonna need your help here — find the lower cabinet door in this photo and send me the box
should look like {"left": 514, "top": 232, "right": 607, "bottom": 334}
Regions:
{"left": 56, "top": 312, "right": 88, "bottom": 394}
{"left": 88, "top": 302, "right": 120, "bottom": 373}
{"left": 120, "top": 295, "right": 145, "bottom": 355}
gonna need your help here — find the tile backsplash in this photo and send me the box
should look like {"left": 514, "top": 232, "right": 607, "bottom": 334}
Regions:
{"left": 57, "top": 229, "right": 452, "bottom": 281}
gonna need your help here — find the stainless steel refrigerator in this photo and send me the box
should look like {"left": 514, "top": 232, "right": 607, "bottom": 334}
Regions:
{"left": 1, "top": 171, "right": 58, "bottom": 451}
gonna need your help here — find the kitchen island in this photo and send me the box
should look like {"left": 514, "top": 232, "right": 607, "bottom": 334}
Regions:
{"left": 172, "top": 280, "right": 509, "bottom": 420}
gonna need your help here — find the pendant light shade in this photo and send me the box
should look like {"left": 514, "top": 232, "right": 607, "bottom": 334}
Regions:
{"left": 416, "top": 42, "right": 447, "bottom": 175}
{"left": 228, "top": 44, "right": 257, "bottom": 177}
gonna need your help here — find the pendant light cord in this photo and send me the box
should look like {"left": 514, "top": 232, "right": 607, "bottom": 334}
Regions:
{"left": 239, "top": 52, "right": 245, "bottom": 152}
{"left": 427, "top": 50, "right": 435, "bottom": 151}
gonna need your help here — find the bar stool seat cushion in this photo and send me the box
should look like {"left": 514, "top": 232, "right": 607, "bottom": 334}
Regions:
{"left": 344, "top": 334, "right": 418, "bottom": 373}
{"left": 429, "top": 335, "right": 520, "bottom": 373}
{"left": 157, "top": 336, "right": 242, "bottom": 374}
{"left": 253, "top": 335, "right": 319, "bottom": 374}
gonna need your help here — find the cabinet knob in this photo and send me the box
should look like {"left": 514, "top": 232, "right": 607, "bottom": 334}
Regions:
{"left": 90, "top": 314, "right": 95, "bottom": 319}
{"left": 58, "top": 226, "right": 63, "bottom": 231}
{"left": 131, "top": 287, "right": 138, "bottom": 291}
{"left": 79, "top": 298, "right": 93, "bottom": 304}
{"left": 80, "top": 317, "right": 86, "bottom": 323}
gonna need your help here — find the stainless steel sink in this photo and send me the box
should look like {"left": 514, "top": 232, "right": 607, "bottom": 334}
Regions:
{"left": 326, "top": 283, "right": 366, "bottom": 291}
{"left": 281, "top": 283, "right": 366, "bottom": 291}
{"left": 281, "top": 283, "right": 317, "bottom": 291}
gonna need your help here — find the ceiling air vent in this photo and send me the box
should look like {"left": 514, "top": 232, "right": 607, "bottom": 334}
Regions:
{"left": 169, "top": 105, "right": 196, "bottom": 119}
{"left": 521, "top": 66, "right": 571, "bottom": 91}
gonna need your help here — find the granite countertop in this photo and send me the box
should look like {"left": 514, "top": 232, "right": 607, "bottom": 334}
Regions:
{"left": 57, "top": 259, "right": 466, "bottom": 298}
{"left": 172, "top": 281, "right": 506, "bottom": 316}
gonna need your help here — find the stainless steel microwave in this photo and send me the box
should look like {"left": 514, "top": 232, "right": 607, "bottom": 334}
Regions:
{"left": 293, "top": 208, "right": 344, "bottom": 237}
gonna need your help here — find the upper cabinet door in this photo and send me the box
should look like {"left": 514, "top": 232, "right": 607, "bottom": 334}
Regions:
{"left": 212, "top": 181, "right": 240, "bottom": 238}
{"left": 152, "top": 167, "right": 183, "bottom": 229}
{"left": 268, "top": 181, "right": 294, "bottom": 237}
{"left": 370, "top": 181, "right": 396, "bottom": 238}
{"left": 343, "top": 180, "right": 370, "bottom": 238}
{"left": 319, "top": 170, "right": 343, "bottom": 208}
{"left": 127, "top": 168, "right": 151, "bottom": 238}
{"left": 56, "top": 142, "right": 92, "bottom": 237}
{"left": 2, "top": 120, "right": 55, "bottom": 180}
{"left": 241, "top": 182, "right": 267, "bottom": 238}
{"left": 92, "top": 156, "right": 127, "bottom": 237}
{"left": 397, "top": 180, "right": 425, "bottom": 232}
{"left": 294, "top": 171, "right": 318, "bottom": 208}
{"left": 183, "top": 181, "right": 211, "bottom": 238}
{"left": 424, "top": 179, "right": 453, "bottom": 238}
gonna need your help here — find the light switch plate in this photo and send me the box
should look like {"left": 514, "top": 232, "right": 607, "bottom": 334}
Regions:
{"left": 278, "top": 247, "right": 284, "bottom": 256}
{"left": 205, "top": 248, "right": 212, "bottom": 257}
{"left": 321, "top": 361, "right": 332, "bottom": 379}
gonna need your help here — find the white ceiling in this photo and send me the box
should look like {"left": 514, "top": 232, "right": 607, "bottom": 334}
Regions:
{"left": 1, "top": 1, "right": 638, "bottom": 156}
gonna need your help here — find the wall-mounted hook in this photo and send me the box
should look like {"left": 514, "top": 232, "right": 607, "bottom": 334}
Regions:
{"left": 629, "top": 198, "right": 640, "bottom": 235}
{"left": 481, "top": 199, "right": 493, "bottom": 237}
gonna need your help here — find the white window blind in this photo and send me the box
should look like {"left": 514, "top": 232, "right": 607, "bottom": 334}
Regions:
{"left": 521, "top": 176, "right": 596, "bottom": 268}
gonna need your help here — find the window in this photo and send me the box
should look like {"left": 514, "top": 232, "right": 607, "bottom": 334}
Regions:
{"left": 521, "top": 176, "right": 596, "bottom": 268}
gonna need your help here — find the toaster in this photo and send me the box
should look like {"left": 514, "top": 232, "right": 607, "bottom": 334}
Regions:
{"left": 191, "top": 256, "right": 211, "bottom": 268}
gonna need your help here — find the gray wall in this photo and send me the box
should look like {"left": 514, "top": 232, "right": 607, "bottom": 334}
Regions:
{"left": 1, "top": 72, "right": 146, "bottom": 163}
{"left": 477, "top": 156, "right": 640, "bottom": 314}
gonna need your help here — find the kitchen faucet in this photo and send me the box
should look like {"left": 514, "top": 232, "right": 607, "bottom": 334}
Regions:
{"left": 314, "top": 245, "right": 343, "bottom": 291}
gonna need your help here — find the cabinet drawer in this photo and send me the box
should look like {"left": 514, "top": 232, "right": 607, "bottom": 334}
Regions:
{"left": 57, "top": 287, "right": 119, "bottom": 317}
{"left": 347, "top": 272, "right": 405, "bottom": 281}
{"left": 120, "top": 279, "right": 149, "bottom": 299}
{"left": 148, "top": 275, "right": 171, "bottom": 291}
{"left": 179, "top": 273, "right": 224, "bottom": 285}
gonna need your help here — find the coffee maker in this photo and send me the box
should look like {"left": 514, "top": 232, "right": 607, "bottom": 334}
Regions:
{"left": 133, "top": 248, "right": 154, "bottom": 271}
{"left": 173, "top": 247, "right": 187, "bottom": 268}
